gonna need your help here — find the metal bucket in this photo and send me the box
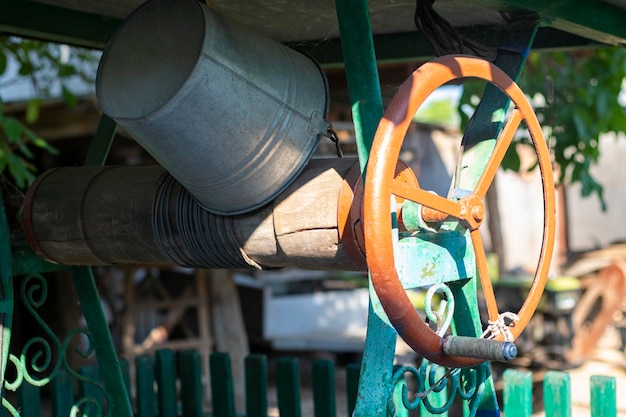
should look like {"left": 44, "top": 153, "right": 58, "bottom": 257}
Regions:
{"left": 96, "top": 0, "right": 330, "bottom": 215}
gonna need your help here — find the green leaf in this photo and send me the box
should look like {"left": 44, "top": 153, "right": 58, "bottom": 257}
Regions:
{"left": 0, "top": 49, "right": 6, "bottom": 74}
{"left": 501, "top": 144, "right": 521, "bottom": 172}
{"left": 0, "top": 144, "right": 7, "bottom": 172}
{"left": 25, "top": 98, "right": 41, "bottom": 124}
{"left": 7, "top": 153, "right": 35, "bottom": 189}
{"left": 61, "top": 84, "right": 78, "bottom": 107}
{"left": 2, "top": 117, "right": 23, "bottom": 143}
{"left": 57, "top": 64, "right": 77, "bottom": 78}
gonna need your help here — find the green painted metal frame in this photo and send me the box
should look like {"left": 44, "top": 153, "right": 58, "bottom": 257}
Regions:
{"left": 0, "top": 0, "right": 623, "bottom": 63}
{"left": 334, "top": 2, "right": 401, "bottom": 416}
{"left": 1, "top": 0, "right": 624, "bottom": 415}
{"left": 71, "top": 111, "right": 132, "bottom": 417}
{"left": 474, "top": 0, "right": 626, "bottom": 46}
{"left": 0, "top": 0, "right": 120, "bottom": 49}
{"left": 335, "top": 0, "right": 545, "bottom": 415}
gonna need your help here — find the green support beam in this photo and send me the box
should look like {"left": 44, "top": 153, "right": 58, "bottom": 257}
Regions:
{"left": 0, "top": 0, "right": 120, "bottom": 49}
{"left": 0, "top": 0, "right": 606, "bottom": 61}
{"left": 473, "top": 0, "right": 626, "bottom": 46}
{"left": 294, "top": 25, "right": 599, "bottom": 67}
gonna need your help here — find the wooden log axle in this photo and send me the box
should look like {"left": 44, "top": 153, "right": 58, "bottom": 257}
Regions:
{"left": 22, "top": 158, "right": 370, "bottom": 271}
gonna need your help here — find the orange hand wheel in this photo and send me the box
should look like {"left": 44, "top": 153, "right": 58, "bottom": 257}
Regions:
{"left": 364, "top": 55, "right": 556, "bottom": 368}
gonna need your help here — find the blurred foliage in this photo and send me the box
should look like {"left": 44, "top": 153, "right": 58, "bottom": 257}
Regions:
{"left": 414, "top": 97, "right": 460, "bottom": 127}
{"left": 459, "top": 47, "right": 626, "bottom": 210}
{"left": 0, "top": 37, "right": 98, "bottom": 188}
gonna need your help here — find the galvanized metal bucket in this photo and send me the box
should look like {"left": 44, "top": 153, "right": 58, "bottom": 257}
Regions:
{"left": 96, "top": 0, "right": 330, "bottom": 215}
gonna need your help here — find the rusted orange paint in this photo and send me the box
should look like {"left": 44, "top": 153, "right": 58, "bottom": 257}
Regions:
{"left": 363, "top": 55, "right": 556, "bottom": 367}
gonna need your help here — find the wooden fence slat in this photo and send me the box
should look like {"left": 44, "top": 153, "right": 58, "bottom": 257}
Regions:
{"left": 51, "top": 370, "right": 74, "bottom": 417}
{"left": 245, "top": 354, "right": 268, "bottom": 417}
{"left": 179, "top": 350, "right": 204, "bottom": 417}
{"left": 17, "top": 381, "right": 40, "bottom": 417}
{"left": 78, "top": 365, "right": 102, "bottom": 416}
{"left": 312, "top": 359, "right": 336, "bottom": 417}
{"left": 544, "top": 371, "right": 571, "bottom": 417}
{"left": 210, "top": 352, "right": 236, "bottom": 417}
{"left": 155, "top": 349, "right": 178, "bottom": 417}
{"left": 7, "top": 350, "right": 626, "bottom": 417}
{"left": 276, "top": 357, "right": 302, "bottom": 417}
{"left": 346, "top": 363, "right": 360, "bottom": 417}
{"left": 135, "top": 354, "right": 157, "bottom": 417}
{"left": 590, "top": 375, "right": 617, "bottom": 417}
{"left": 119, "top": 357, "right": 132, "bottom": 400}
{"left": 503, "top": 369, "right": 532, "bottom": 417}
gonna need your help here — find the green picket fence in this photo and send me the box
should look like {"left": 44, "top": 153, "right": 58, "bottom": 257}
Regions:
{"left": 8, "top": 350, "right": 619, "bottom": 417}
{"left": 503, "top": 368, "right": 618, "bottom": 417}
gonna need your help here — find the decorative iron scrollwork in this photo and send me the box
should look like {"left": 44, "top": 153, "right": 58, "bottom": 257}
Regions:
{"left": 2, "top": 272, "right": 111, "bottom": 417}
{"left": 387, "top": 284, "right": 488, "bottom": 416}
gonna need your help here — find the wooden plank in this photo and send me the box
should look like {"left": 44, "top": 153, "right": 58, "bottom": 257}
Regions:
{"left": 590, "top": 375, "right": 617, "bottom": 417}
{"left": 543, "top": 371, "right": 571, "bottom": 417}
{"left": 245, "top": 355, "right": 268, "bottom": 417}
{"left": 119, "top": 357, "right": 132, "bottom": 401}
{"left": 155, "top": 349, "right": 178, "bottom": 417}
{"left": 135, "top": 355, "right": 157, "bottom": 417}
{"left": 210, "top": 352, "right": 237, "bottom": 417}
{"left": 17, "top": 381, "right": 40, "bottom": 417}
{"left": 503, "top": 369, "right": 532, "bottom": 417}
{"left": 276, "top": 357, "right": 302, "bottom": 417}
{"left": 208, "top": 269, "right": 249, "bottom": 413}
{"left": 312, "top": 359, "right": 336, "bottom": 417}
{"left": 179, "top": 350, "right": 204, "bottom": 417}
{"left": 51, "top": 370, "right": 74, "bottom": 417}
{"left": 78, "top": 366, "right": 102, "bottom": 416}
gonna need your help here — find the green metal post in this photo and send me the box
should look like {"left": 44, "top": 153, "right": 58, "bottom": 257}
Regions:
{"left": 334, "top": 0, "right": 384, "bottom": 174}
{"left": 334, "top": 2, "right": 398, "bottom": 417}
{"left": 0, "top": 190, "right": 13, "bottom": 395}
{"left": 71, "top": 114, "right": 133, "bottom": 417}
{"left": 73, "top": 269, "right": 131, "bottom": 416}
{"left": 456, "top": 25, "right": 538, "bottom": 192}
{"left": 84, "top": 114, "right": 117, "bottom": 167}
{"left": 448, "top": 279, "right": 499, "bottom": 416}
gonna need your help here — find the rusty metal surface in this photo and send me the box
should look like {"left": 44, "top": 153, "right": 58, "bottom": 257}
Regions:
{"left": 570, "top": 262, "right": 626, "bottom": 360}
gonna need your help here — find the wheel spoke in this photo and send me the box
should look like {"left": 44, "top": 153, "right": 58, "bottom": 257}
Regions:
{"left": 474, "top": 108, "right": 523, "bottom": 198}
{"left": 392, "top": 179, "right": 463, "bottom": 219}
{"left": 470, "top": 229, "right": 499, "bottom": 321}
